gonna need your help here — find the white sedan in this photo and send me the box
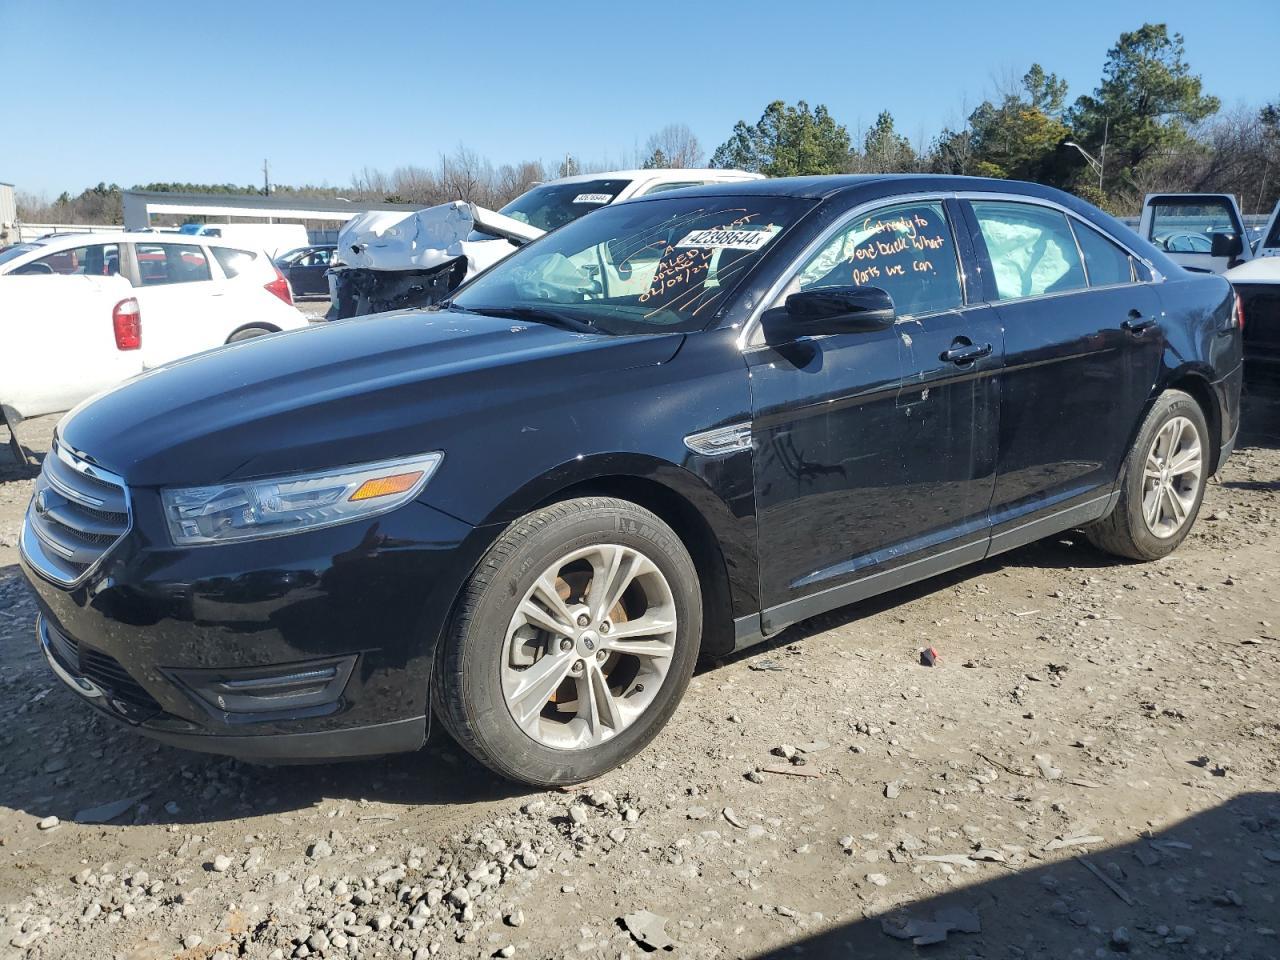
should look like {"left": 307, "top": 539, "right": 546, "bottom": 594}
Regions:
{"left": 0, "top": 231, "right": 311, "bottom": 430}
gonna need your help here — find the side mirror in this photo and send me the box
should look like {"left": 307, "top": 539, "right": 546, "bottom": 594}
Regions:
{"left": 780, "top": 285, "right": 896, "bottom": 336}
{"left": 1210, "top": 232, "right": 1243, "bottom": 259}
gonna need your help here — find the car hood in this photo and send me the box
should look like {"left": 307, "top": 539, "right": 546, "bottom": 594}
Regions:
{"left": 1225, "top": 257, "right": 1280, "bottom": 284}
{"left": 337, "top": 201, "right": 542, "bottom": 272}
{"left": 59, "top": 310, "right": 684, "bottom": 487}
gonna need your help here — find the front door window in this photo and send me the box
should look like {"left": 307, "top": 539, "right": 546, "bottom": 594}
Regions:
{"left": 797, "top": 200, "right": 965, "bottom": 316}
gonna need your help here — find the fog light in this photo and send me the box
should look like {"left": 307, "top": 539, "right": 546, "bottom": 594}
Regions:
{"left": 168, "top": 656, "right": 356, "bottom": 717}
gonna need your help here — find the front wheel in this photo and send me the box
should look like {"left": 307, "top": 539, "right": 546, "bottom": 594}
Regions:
{"left": 1084, "top": 389, "right": 1210, "bottom": 561}
{"left": 433, "top": 497, "right": 702, "bottom": 787}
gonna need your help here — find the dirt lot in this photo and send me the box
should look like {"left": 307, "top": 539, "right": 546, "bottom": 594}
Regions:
{"left": 1, "top": 401, "right": 1278, "bottom": 960}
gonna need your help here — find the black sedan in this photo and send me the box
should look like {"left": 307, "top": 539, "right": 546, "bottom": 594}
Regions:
{"left": 275, "top": 244, "right": 336, "bottom": 298}
{"left": 21, "top": 175, "right": 1242, "bottom": 786}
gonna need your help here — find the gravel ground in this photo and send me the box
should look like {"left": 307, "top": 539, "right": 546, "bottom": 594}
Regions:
{"left": 296, "top": 301, "right": 332, "bottom": 321}
{"left": 1, "top": 399, "right": 1278, "bottom": 960}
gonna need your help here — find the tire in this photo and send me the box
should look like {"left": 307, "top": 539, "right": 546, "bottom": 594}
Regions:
{"left": 433, "top": 497, "right": 702, "bottom": 786}
{"left": 227, "top": 326, "right": 274, "bottom": 343}
{"left": 1084, "top": 389, "right": 1210, "bottom": 561}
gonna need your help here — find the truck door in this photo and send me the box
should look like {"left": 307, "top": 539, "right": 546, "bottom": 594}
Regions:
{"left": 1139, "top": 193, "right": 1250, "bottom": 275}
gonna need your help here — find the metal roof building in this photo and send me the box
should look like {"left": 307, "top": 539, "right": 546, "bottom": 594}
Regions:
{"left": 121, "top": 190, "right": 414, "bottom": 231}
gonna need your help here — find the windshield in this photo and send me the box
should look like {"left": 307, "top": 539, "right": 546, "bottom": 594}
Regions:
{"left": 453, "top": 194, "right": 809, "bottom": 335}
{"left": 497, "top": 179, "right": 632, "bottom": 233}
{"left": 0, "top": 243, "right": 41, "bottom": 267}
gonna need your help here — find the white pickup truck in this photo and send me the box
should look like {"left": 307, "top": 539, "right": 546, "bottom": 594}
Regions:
{"left": 1138, "top": 193, "right": 1280, "bottom": 392}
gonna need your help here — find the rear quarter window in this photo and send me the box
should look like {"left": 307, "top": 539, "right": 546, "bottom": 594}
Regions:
{"left": 1072, "top": 223, "right": 1137, "bottom": 287}
{"left": 212, "top": 247, "right": 259, "bottom": 279}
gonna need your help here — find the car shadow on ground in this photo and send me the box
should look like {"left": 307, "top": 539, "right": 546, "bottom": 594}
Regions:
{"left": 1241, "top": 393, "right": 1280, "bottom": 446}
{"left": 748, "top": 792, "right": 1280, "bottom": 959}
{"left": 0, "top": 690, "right": 530, "bottom": 829}
{"left": 717, "top": 396, "right": 1280, "bottom": 672}
{"left": 710, "top": 528, "right": 1130, "bottom": 675}
{"left": 1, "top": 561, "right": 529, "bottom": 825}
{"left": 0, "top": 433, "right": 42, "bottom": 481}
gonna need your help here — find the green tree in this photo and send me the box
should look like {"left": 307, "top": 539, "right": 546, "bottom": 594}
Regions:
{"left": 859, "top": 111, "right": 917, "bottom": 172}
{"left": 642, "top": 148, "right": 669, "bottom": 169}
{"left": 1023, "top": 63, "right": 1069, "bottom": 116}
{"left": 928, "top": 126, "right": 975, "bottom": 174}
{"left": 965, "top": 66, "right": 1073, "bottom": 184}
{"left": 710, "top": 100, "right": 850, "bottom": 176}
{"left": 1069, "top": 24, "right": 1220, "bottom": 180}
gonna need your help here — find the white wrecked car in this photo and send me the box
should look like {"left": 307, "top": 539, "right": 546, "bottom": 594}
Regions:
{"left": 327, "top": 168, "right": 762, "bottom": 318}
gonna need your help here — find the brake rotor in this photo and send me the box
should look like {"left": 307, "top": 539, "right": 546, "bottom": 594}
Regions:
{"left": 548, "top": 571, "right": 628, "bottom": 712}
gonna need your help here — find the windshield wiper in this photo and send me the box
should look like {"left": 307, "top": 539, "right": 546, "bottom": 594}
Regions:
{"left": 461, "top": 304, "right": 599, "bottom": 334}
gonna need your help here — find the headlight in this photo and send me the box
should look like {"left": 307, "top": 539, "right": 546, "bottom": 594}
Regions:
{"left": 161, "top": 453, "right": 443, "bottom": 546}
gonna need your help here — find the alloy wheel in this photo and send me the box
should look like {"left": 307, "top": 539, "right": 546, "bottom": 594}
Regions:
{"left": 1141, "top": 415, "right": 1203, "bottom": 539}
{"left": 500, "top": 543, "right": 677, "bottom": 750}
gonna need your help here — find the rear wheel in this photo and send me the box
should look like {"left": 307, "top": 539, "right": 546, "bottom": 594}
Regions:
{"left": 433, "top": 497, "right": 701, "bottom": 786}
{"left": 1084, "top": 389, "right": 1210, "bottom": 561}
{"left": 226, "top": 325, "right": 275, "bottom": 343}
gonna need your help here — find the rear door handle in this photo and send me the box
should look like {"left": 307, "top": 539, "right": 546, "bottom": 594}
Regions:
{"left": 941, "top": 342, "right": 993, "bottom": 364}
{"left": 1122, "top": 311, "right": 1157, "bottom": 334}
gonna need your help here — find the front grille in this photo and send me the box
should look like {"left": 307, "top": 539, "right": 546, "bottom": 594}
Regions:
{"left": 43, "top": 619, "right": 163, "bottom": 715}
{"left": 22, "top": 439, "right": 131, "bottom": 584}
{"left": 82, "top": 649, "right": 162, "bottom": 713}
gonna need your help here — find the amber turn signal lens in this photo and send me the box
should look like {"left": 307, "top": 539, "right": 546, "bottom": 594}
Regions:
{"left": 348, "top": 471, "right": 425, "bottom": 502}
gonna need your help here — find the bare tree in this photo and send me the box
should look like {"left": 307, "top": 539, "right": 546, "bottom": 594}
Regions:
{"left": 493, "top": 161, "right": 547, "bottom": 203}
{"left": 642, "top": 124, "right": 704, "bottom": 168}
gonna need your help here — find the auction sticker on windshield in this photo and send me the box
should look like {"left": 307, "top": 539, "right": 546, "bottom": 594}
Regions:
{"left": 675, "top": 227, "right": 778, "bottom": 251}
{"left": 573, "top": 193, "right": 614, "bottom": 205}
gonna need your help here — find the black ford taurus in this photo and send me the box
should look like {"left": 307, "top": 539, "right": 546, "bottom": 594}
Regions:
{"left": 20, "top": 175, "right": 1242, "bottom": 786}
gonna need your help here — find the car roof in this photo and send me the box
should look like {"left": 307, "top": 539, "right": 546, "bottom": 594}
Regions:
{"left": 19, "top": 231, "right": 269, "bottom": 252}
{"left": 542, "top": 168, "right": 763, "bottom": 186}
{"left": 626, "top": 173, "right": 1078, "bottom": 200}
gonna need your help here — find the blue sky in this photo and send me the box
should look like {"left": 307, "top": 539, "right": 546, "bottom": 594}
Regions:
{"left": 3, "top": 0, "right": 1277, "bottom": 197}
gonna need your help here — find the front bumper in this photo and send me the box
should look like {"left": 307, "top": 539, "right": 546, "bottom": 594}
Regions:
{"left": 37, "top": 615, "right": 425, "bottom": 760}
{"left": 21, "top": 497, "right": 490, "bottom": 761}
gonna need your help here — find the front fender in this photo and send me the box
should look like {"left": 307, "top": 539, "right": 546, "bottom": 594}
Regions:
{"left": 467, "top": 450, "right": 760, "bottom": 628}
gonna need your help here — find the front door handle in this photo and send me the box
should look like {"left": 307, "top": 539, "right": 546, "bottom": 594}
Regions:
{"left": 940, "top": 342, "right": 993, "bottom": 364}
{"left": 1122, "top": 310, "right": 1158, "bottom": 335}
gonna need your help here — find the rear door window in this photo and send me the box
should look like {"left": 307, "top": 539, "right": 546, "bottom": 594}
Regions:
{"left": 134, "top": 243, "right": 212, "bottom": 285}
{"left": 1072, "top": 222, "right": 1138, "bottom": 287}
{"left": 797, "top": 200, "right": 965, "bottom": 317}
{"left": 969, "top": 201, "right": 1086, "bottom": 300}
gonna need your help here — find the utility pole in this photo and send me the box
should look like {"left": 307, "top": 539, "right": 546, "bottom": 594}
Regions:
{"left": 263, "top": 159, "right": 273, "bottom": 223}
{"left": 1099, "top": 117, "right": 1108, "bottom": 193}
